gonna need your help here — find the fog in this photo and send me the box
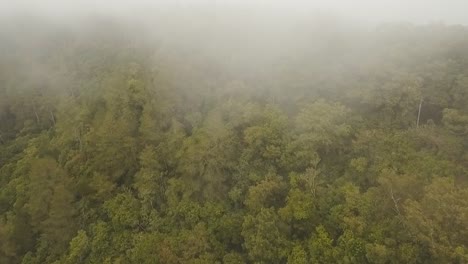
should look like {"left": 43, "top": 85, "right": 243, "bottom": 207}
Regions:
{"left": 1, "top": 0, "right": 466, "bottom": 97}
{"left": 2, "top": 0, "right": 468, "bottom": 25}
{"left": 2, "top": 0, "right": 468, "bottom": 101}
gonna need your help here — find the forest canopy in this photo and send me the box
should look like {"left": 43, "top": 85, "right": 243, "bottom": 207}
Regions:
{"left": 1, "top": 8, "right": 468, "bottom": 264}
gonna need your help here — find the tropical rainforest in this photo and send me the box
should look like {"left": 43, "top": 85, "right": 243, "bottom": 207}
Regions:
{"left": 1, "top": 11, "right": 468, "bottom": 264}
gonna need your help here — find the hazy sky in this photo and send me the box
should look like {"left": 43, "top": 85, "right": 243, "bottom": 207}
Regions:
{"left": 1, "top": 0, "right": 468, "bottom": 25}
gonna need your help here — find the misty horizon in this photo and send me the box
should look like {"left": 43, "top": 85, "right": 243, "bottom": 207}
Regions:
{"left": 2, "top": 0, "right": 468, "bottom": 26}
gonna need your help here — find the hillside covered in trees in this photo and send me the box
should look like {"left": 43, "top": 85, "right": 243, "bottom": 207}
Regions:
{"left": 1, "top": 12, "right": 468, "bottom": 263}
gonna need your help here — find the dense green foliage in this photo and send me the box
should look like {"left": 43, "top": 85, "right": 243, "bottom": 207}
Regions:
{"left": 1, "top": 17, "right": 468, "bottom": 263}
